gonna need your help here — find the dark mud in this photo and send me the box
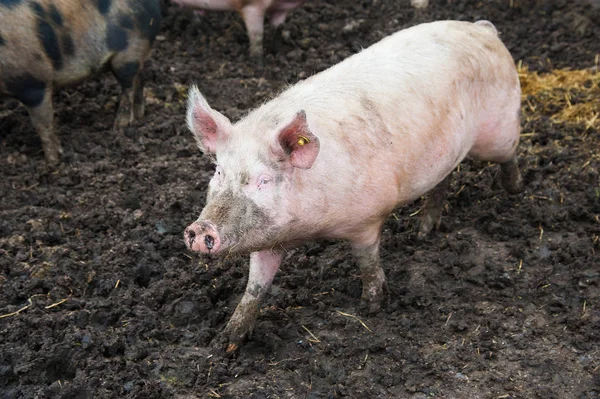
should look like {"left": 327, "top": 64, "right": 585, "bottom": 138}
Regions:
{"left": 1, "top": 0, "right": 599, "bottom": 398}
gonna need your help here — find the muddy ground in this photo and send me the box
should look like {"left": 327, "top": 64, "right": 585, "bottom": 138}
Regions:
{"left": 1, "top": 0, "right": 599, "bottom": 398}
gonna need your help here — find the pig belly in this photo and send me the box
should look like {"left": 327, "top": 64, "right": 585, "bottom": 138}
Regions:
{"left": 396, "top": 133, "right": 471, "bottom": 203}
{"left": 52, "top": 38, "right": 110, "bottom": 88}
{"left": 389, "top": 99, "right": 519, "bottom": 205}
{"left": 396, "top": 98, "right": 519, "bottom": 203}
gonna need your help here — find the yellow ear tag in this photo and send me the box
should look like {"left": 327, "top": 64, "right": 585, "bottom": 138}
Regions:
{"left": 297, "top": 135, "right": 310, "bottom": 146}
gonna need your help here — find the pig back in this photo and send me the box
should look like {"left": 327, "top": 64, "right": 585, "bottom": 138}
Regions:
{"left": 237, "top": 21, "right": 520, "bottom": 237}
{"left": 264, "top": 21, "right": 517, "bottom": 202}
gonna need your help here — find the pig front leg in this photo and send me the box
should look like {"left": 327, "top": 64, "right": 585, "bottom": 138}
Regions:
{"left": 26, "top": 89, "right": 62, "bottom": 165}
{"left": 218, "top": 249, "right": 283, "bottom": 353}
{"left": 418, "top": 175, "right": 451, "bottom": 238}
{"left": 351, "top": 226, "right": 388, "bottom": 314}
{"left": 240, "top": 5, "right": 266, "bottom": 65}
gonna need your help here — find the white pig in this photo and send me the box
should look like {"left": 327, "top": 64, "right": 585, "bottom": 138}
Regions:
{"left": 184, "top": 20, "right": 524, "bottom": 352}
{"left": 170, "top": 0, "right": 305, "bottom": 62}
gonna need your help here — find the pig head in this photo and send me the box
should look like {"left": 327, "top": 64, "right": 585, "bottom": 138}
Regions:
{"left": 184, "top": 86, "right": 320, "bottom": 255}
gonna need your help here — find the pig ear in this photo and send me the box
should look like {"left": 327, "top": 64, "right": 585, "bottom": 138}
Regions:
{"left": 275, "top": 110, "right": 320, "bottom": 169}
{"left": 186, "top": 85, "right": 232, "bottom": 154}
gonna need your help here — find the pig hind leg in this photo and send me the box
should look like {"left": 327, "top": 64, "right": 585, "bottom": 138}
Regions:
{"left": 25, "top": 89, "right": 61, "bottom": 165}
{"left": 470, "top": 117, "right": 524, "bottom": 194}
{"left": 499, "top": 154, "right": 524, "bottom": 194}
{"left": 472, "top": 149, "right": 524, "bottom": 195}
{"left": 418, "top": 174, "right": 451, "bottom": 238}
{"left": 268, "top": 11, "right": 288, "bottom": 54}
{"left": 133, "top": 70, "right": 145, "bottom": 119}
{"left": 351, "top": 225, "right": 388, "bottom": 314}
{"left": 110, "top": 51, "right": 148, "bottom": 131}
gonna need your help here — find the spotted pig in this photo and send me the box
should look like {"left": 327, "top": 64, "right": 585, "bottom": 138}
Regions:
{"left": 0, "top": 0, "right": 162, "bottom": 164}
{"left": 184, "top": 20, "right": 524, "bottom": 352}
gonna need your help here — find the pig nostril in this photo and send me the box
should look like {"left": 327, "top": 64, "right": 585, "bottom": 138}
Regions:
{"left": 204, "top": 235, "right": 215, "bottom": 250}
{"left": 187, "top": 229, "right": 196, "bottom": 240}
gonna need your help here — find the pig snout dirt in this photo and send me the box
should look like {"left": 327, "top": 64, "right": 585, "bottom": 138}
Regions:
{"left": 184, "top": 221, "right": 221, "bottom": 254}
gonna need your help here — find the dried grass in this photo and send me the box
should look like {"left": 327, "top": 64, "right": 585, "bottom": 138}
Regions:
{"left": 518, "top": 63, "right": 599, "bottom": 130}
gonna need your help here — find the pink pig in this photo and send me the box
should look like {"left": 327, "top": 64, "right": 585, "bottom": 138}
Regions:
{"left": 184, "top": 20, "right": 524, "bottom": 352}
{"left": 170, "top": 0, "right": 305, "bottom": 62}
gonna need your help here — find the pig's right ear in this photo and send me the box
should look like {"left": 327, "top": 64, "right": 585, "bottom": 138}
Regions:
{"left": 186, "top": 85, "right": 232, "bottom": 154}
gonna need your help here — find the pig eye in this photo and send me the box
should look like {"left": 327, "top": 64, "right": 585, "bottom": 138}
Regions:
{"left": 257, "top": 174, "right": 272, "bottom": 190}
{"left": 215, "top": 166, "right": 223, "bottom": 176}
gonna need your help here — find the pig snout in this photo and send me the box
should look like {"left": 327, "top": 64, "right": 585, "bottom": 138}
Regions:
{"left": 185, "top": 221, "right": 222, "bottom": 254}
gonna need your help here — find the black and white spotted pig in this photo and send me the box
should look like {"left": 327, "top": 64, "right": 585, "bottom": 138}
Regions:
{"left": 0, "top": 0, "right": 161, "bottom": 165}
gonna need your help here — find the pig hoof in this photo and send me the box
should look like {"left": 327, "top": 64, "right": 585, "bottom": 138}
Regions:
{"left": 133, "top": 103, "right": 145, "bottom": 120}
{"left": 211, "top": 323, "right": 250, "bottom": 354}
{"left": 418, "top": 211, "right": 442, "bottom": 239}
{"left": 209, "top": 334, "right": 240, "bottom": 355}
{"left": 43, "top": 146, "right": 63, "bottom": 166}
{"left": 499, "top": 157, "right": 524, "bottom": 194}
{"left": 360, "top": 279, "right": 388, "bottom": 314}
{"left": 113, "top": 114, "right": 134, "bottom": 132}
{"left": 417, "top": 215, "right": 435, "bottom": 238}
{"left": 359, "top": 299, "right": 382, "bottom": 315}
{"left": 113, "top": 122, "right": 124, "bottom": 133}
{"left": 45, "top": 153, "right": 61, "bottom": 166}
{"left": 501, "top": 173, "right": 524, "bottom": 194}
{"left": 250, "top": 53, "right": 265, "bottom": 69}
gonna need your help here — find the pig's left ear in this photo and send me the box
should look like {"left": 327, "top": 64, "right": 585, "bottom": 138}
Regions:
{"left": 275, "top": 110, "right": 320, "bottom": 169}
{"left": 186, "top": 85, "right": 232, "bottom": 154}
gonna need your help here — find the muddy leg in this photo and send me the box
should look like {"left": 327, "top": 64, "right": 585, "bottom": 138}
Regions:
{"left": 111, "top": 59, "right": 143, "bottom": 131}
{"left": 26, "top": 90, "right": 61, "bottom": 165}
{"left": 269, "top": 11, "right": 287, "bottom": 54}
{"left": 418, "top": 174, "right": 451, "bottom": 238}
{"left": 241, "top": 5, "right": 265, "bottom": 66}
{"left": 351, "top": 225, "right": 388, "bottom": 314}
{"left": 218, "top": 250, "right": 283, "bottom": 353}
{"left": 499, "top": 153, "right": 524, "bottom": 194}
{"left": 133, "top": 70, "right": 145, "bottom": 120}
{"left": 271, "top": 25, "right": 284, "bottom": 54}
